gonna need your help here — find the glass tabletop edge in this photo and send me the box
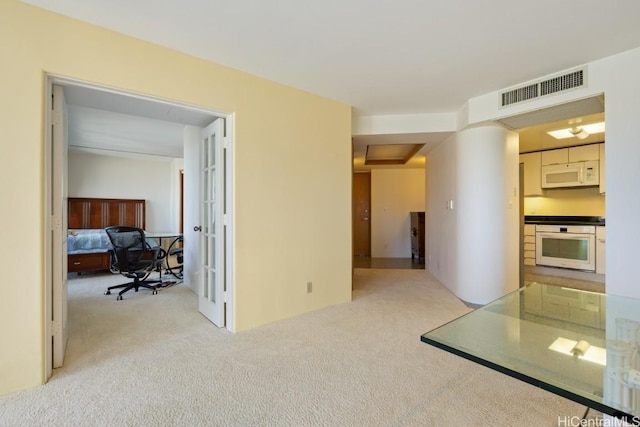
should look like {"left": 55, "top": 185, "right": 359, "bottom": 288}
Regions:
{"left": 419, "top": 335, "right": 639, "bottom": 425}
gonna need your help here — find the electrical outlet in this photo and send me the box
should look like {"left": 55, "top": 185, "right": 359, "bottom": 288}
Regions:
{"left": 307, "top": 281, "right": 313, "bottom": 293}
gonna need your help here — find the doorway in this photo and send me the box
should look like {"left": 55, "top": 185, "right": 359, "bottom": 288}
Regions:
{"left": 508, "top": 96, "right": 606, "bottom": 290}
{"left": 43, "top": 74, "right": 235, "bottom": 380}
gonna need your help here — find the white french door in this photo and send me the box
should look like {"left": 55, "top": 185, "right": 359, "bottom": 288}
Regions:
{"left": 197, "top": 119, "right": 226, "bottom": 327}
{"left": 51, "top": 84, "right": 69, "bottom": 370}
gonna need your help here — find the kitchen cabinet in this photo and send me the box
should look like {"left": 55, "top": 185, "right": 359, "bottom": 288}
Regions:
{"left": 523, "top": 224, "right": 536, "bottom": 266}
{"left": 540, "top": 144, "right": 599, "bottom": 165}
{"left": 521, "top": 143, "right": 604, "bottom": 195}
{"left": 599, "top": 143, "right": 606, "bottom": 194}
{"left": 519, "top": 152, "right": 543, "bottom": 196}
{"left": 569, "top": 144, "right": 599, "bottom": 162}
{"left": 541, "top": 148, "right": 568, "bottom": 166}
{"left": 596, "top": 226, "right": 606, "bottom": 274}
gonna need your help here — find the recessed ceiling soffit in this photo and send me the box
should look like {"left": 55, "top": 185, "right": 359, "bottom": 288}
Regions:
{"left": 364, "top": 143, "right": 425, "bottom": 166}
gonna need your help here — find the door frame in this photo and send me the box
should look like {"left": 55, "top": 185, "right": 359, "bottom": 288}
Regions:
{"left": 43, "top": 73, "right": 236, "bottom": 379}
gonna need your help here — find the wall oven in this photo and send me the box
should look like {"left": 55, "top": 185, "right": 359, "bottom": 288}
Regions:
{"left": 535, "top": 225, "right": 596, "bottom": 271}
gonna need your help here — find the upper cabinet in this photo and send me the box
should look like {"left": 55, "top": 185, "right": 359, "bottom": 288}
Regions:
{"left": 539, "top": 144, "right": 600, "bottom": 166}
{"left": 520, "top": 152, "right": 543, "bottom": 196}
{"left": 541, "top": 148, "right": 568, "bottom": 165}
{"left": 569, "top": 144, "right": 600, "bottom": 163}
{"left": 520, "top": 143, "right": 604, "bottom": 197}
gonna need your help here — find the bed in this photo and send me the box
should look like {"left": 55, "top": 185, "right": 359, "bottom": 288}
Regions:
{"left": 67, "top": 198, "right": 146, "bottom": 274}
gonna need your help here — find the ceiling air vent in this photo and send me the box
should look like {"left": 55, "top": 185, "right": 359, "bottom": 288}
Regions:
{"left": 499, "top": 67, "right": 587, "bottom": 108}
{"left": 501, "top": 84, "right": 539, "bottom": 107}
{"left": 539, "top": 69, "right": 584, "bottom": 96}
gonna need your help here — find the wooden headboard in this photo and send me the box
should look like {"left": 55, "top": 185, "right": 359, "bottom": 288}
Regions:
{"left": 68, "top": 198, "right": 146, "bottom": 229}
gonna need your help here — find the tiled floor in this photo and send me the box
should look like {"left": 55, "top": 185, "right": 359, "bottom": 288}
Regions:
{"left": 353, "top": 256, "right": 425, "bottom": 270}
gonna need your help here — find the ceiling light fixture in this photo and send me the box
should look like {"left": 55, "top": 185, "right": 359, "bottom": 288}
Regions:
{"left": 547, "top": 121, "right": 606, "bottom": 140}
{"left": 569, "top": 127, "right": 590, "bottom": 139}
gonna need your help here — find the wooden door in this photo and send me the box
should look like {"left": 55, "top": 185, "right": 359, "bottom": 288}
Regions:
{"left": 353, "top": 172, "right": 371, "bottom": 256}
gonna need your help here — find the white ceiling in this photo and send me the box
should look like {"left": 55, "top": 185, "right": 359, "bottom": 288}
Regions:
{"left": 28, "top": 1, "right": 635, "bottom": 161}
{"left": 63, "top": 83, "right": 216, "bottom": 159}
{"left": 24, "top": 0, "right": 640, "bottom": 115}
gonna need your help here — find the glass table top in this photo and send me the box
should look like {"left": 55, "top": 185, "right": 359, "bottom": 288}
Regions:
{"left": 421, "top": 282, "right": 640, "bottom": 425}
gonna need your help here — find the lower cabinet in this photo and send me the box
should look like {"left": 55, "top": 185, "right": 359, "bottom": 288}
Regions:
{"left": 523, "top": 224, "right": 536, "bottom": 266}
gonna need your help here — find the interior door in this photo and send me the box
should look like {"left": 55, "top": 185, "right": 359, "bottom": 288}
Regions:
{"left": 353, "top": 172, "right": 371, "bottom": 256}
{"left": 52, "top": 84, "right": 69, "bottom": 368}
{"left": 197, "top": 119, "right": 225, "bottom": 326}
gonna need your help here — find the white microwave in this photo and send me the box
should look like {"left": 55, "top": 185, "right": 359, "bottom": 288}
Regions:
{"left": 541, "top": 160, "right": 599, "bottom": 189}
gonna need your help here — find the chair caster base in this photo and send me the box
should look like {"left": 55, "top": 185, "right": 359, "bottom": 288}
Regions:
{"left": 152, "top": 289, "right": 158, "bottom": 295}
{"left": 104, "top": 290, "right": 111, "bottom": 295}
{"left": 116, "top": 295, "right": 123, "bottom": 301}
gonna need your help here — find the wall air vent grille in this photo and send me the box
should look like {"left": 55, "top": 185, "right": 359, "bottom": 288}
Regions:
{"left": 499, "top": 67, "right": 587, "bottom": 108}
{"left": 501, "top": 84, "right": 539, "bottom": 107}
{"left": 539, "top": 69, "right": 584, "bottom": 96}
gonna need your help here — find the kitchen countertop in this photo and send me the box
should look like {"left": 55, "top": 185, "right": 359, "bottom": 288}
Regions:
{"left": 524, "top": 215, "right": 605, "bottom": 226}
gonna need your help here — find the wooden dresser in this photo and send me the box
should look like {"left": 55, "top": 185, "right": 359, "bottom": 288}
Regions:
{"left": 67, "top": 198, "right": 146, "bottom": 274}
{"left": 68, "top": 252, "right": 112, "bottom": 274}
{"left": 410, "top": 211, "right": 425, "bottom": 262}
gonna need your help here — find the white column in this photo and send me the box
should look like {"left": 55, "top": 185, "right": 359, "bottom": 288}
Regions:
{"left": 455, "top": 125, "right": 519, "bottom": 304}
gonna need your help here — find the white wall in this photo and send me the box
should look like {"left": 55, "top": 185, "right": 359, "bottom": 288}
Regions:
{"left": 456, "top": 126, "right": 519, "bottom": 304}
{"left": 182, "top": 126, "right": 200, "bottom": 294}
{"left": 426, "top": 126, "right": 519, "bottom": 305}
{"left": 370, "top": 169, "right": 425, "bottom": 258}
{"left": 426, "top": 135, "right": 457, "bottom": 288}
{"left": 594, "top": 49, "right": 640, "bottom": 298}
{"left": 169, "top": 158, "right": 184, "bottom": 232}
{"left": 353, "top": 112, "right": 456, "bottom": 135}
{"left": 67, "top": 150, "right": 177, "bottom": 232}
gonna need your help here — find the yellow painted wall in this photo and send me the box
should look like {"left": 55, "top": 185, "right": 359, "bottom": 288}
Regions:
{"left": 0, "top": 1, "right": 352, "bottom": 395}
{"left": 523, "top": 188, "right": 605, "bottom": 216}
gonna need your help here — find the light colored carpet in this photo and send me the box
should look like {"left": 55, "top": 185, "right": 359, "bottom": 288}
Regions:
{"left": 0, "top": 269, "right": 586, "bottom": 426}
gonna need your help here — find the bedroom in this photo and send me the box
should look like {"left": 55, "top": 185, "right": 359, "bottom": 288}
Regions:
{"left": 61, "top": 81, "right": 221, "bottom": 302}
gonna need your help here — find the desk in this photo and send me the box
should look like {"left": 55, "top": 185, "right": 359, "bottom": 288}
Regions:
{"left": 145, "top": 232, "right": 183, "bottom": 248}
{"left": 421, "top": 283, "right": 640, "bottom": 425}
{"left": 144, "top": 232, "right": 183, "bottom": 281}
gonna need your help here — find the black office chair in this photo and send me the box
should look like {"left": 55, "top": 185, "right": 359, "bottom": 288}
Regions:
{"left": 104, "top": 226, "right": 166, "bottom": 300}
{"left": 166, "top": 236, "right": 184, "bottom": 280}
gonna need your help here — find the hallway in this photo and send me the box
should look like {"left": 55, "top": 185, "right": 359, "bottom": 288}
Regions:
{"left": 353, "top": 256, "right": 425, "bottom": 270}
